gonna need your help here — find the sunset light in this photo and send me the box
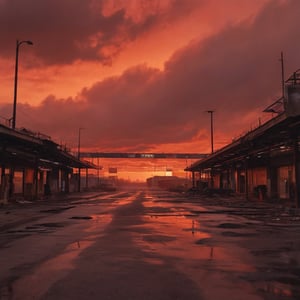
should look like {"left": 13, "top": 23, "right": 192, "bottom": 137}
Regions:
{"left": 2, "top": 2, "right": 300, "bottom": 298}
{"left": 1, "top": 0, "right": 300, "bottom": 180}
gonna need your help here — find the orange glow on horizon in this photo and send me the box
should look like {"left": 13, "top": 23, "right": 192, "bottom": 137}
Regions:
{"left": 0, "top": 0, "right": 293, "bottom": 183}
{"left": 85, "top": 157, "right": 196, "bottom": 182}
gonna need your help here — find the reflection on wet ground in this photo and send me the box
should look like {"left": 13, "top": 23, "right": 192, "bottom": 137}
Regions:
{"left": 70, "top": 192, "right": 136, "bottom": 206}
{"left": 84, "top": 213, "right": 112, "bottom": 233}
{"left": 139, "top": 190, "right": 300, "bottom": 299}
{"left": 0, "top": 200, "right": 115, "bottom": 300}
{"left": 1, "top": 189, "right": 300, "bottom": 299}
{"left": 3, "top": 222, "right": 67, "bottom": 237}
{"left": 10, "top": 238, "right": 96, "bottom": 300}
{"left": 137, "top": 213, "right": 255, "bottom": 273}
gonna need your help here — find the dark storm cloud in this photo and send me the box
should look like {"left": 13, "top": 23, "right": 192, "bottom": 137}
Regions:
{"left": 8, "top": 0, "right": 300, "bottom": 151}
{"left": 0, "top": 0, "right": 200, "bottom": 65}
{"left": 162, "top": 0, "right": 300, "bottom": 130}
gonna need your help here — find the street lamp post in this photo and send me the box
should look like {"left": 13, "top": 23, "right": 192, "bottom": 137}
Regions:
{"left": 12, "top": 39, "right": 33, "bottom": 129}
{"left": 207, "top": 110, "right": 214, "bottom": 154}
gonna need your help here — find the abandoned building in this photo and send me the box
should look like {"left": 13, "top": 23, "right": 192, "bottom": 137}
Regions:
{"left": 186, "top": 70, "right": 300, "bottom": 207}
{"left": 0, "top": 125, "right": 94, "bottom": 203}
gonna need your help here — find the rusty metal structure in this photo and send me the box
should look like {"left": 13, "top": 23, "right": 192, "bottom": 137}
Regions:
{"left": 0, "top": 125, "right": 94, "bottom": 202}
{"left": 186, "top": 70, "right": 300, "bottom": 207}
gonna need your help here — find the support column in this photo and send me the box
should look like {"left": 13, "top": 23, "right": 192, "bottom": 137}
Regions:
{"left": 9, "top": 167, "right": 14, "bottom": 200}
{"left": 245, "top": 160, "right": 249, "bottom": 201}
{"left": 293, "top": 140, "right": 300, "bottom": 207}
{"left": 65, "top": 170, "right": 70, "bottom": 193}
{"left": 0, "top": 166, "right": 6, "bottom": 202}
{"left": 192, "top": 171, "right": 195, "bottom": 188}
{"left": 34, "top": 158, "right": 39, "bottom": 200}
{"left": 230, "top": 166, "right": 236, "bottom": 192}
{"left": 86, "top": 168, "right": 88, "bottom": 190}
{"left": 210, "top": 168, "right": 214, "bottom": 189}
{"left": 78, "top": 168, "right": 81, "bottom": 192}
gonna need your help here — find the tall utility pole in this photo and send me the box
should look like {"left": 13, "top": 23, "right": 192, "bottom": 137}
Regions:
{"left": 207, "top": 110, "right": 214, "bottom": 154}
{"left": 12, "top": 40, "right": 33, "bottom": 129}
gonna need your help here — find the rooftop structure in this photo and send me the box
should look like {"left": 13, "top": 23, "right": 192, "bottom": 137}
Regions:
{"left": 186, "top": 70, "right": 300, "bottom": 207}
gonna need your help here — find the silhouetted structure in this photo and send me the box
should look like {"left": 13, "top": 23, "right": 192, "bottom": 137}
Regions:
{"left": 80, "top": 152, "right": 207, "bottom": 159}
{"left": 187, "top": 70, "right": 300, "bottom": 207}
{"left": 0, "top": 125, "right": 94, "bottom": 202}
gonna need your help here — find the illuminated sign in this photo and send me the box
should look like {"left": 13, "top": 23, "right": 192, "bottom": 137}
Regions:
{"left": 141, "top": 154, "right": 154, "bottom": 158}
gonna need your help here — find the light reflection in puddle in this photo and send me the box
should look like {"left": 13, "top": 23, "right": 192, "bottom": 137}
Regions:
{"left": 10, "top": 239, "right": 95, "bottom": 299}
{"left": 143, "top": 193, "right": 207, "bottom": 216}
{"left": 84, "top": 213, "right": 112, "bottom": 233}
{"left": 110, "top": 191, "right": 142, "bottom": 207}
{"left": 145, "top": 205, "right": 195, "bottom": 218}
{"left": 135, "top": 215, "right": 211, "bottom": 260}
{"left": 132, "top": 204, "right": 260, "bottom": 300}
{"left": 142, "top": 192, "right": 300, "bottom": 298}
{"left": 135, "top": 214, "right": 255, "bottom": 273}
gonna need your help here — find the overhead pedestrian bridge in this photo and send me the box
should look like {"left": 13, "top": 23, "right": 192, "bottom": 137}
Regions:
{"left": 80, "top": 152, "right": 208, "bottom": 159}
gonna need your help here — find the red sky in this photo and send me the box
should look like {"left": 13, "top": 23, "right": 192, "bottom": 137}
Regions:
{"left": 0, "top": 0, "right": 299, "bottom": 179}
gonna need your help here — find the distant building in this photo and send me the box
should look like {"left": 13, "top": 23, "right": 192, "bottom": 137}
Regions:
{"left": 147, "top": 175, "right": 191, "bottom": 191}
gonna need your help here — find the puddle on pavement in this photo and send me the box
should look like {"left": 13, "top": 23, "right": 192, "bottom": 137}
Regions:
{"left": 110, "top": 191, "right": 143, "bottom": 207}
{"left": 84, "top": 213, "right": 112, "bottom": 233}
{"left": 3, "top": 213, "right": 113, "bottom": 299}
{"left": 7, "top": 238, "right": 96, "bottom": 299}
{"left": 70, "top": 192, "right": 126, "bottom": 203}
{"left": 6, "top": 222, "right": 66, "bottom": 236}
{"left": 135, "top": 215, "right": 209, "bottom": 257}
{"left": 140, "top": 191, "right": 300, "bottom": 298}
{"left": 70, "top": 215, "right": 93, "bottom": 220}
{"left": 221, "top": 231, "right": 257, "bottom": 237}
{"left": 134, "top": 214, "right": 255, "bottom": 273}
{"left": 218, "top": 222, "right": 246, "bottom": 229}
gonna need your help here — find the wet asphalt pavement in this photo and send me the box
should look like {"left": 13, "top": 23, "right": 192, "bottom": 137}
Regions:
{"left": 0, "top": 188, "right": 300, "bottom": 299}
